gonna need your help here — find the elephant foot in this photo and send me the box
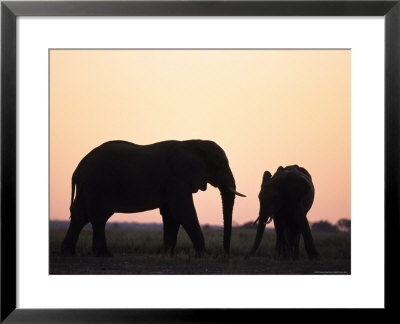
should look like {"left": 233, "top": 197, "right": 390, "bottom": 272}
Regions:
{"left": 274, "top": 249, "right": 286, "bottom": 260}
{"left": 195, "top": 249, "right": 206, "bottom": 258}
{"left": 274, "top": 252, "right": 292, "bottom": 261}
{"left": 249, "top": 245, "right": 259, "bottom": 256}
{"left": 165, "top": 250, "right": 176, "bottom": 257}
{"left": 94, "top": 249, "right": 113, "bottom": 257}
{"left": 61, "top": 245, "right": 76, "bottom": 256}
{"left": 308, "top": 252, "right": 320, "bottom": 260}
{"left": 274, "top": 254, "right": 286, "bottom": 261}
{"left": 164, "top": 246, "right": 176, "bottom": 257}
{"left": 288, "top": 249, "right": 299, "bottom": 261}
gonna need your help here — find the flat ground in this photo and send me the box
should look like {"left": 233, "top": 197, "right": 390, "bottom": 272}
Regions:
{"left": 49, "top": 227, "right": 350, "bottom": 275}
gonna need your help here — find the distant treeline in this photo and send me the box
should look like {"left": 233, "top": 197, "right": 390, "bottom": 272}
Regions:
{"left": 50, "top": 220, "right": 222, "bottom": 230}
{"left": 50, "top": 218, "right": 350, "bottom": 232}
{"left": 312, "top": 219, "right": 351, "bottom": 232}
{"left": 50, "top": 220, "right": 165, "bottom": 230}
{"left": 239, "top": 218, "right": 350, "bottom": 232}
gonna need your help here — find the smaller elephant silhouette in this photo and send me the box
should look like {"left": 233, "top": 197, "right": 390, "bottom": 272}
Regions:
{"left": 250, "top": 165, "right": 319, "bottom": 260}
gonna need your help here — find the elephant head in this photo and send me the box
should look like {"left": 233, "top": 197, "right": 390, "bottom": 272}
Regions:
{"left": 249, "top": 170, "right": 281, "bottom": 254}
{"left": 250, "top": 165, "right": 315, "bottom": 258}
{"left": 167, "top": 140, "right": 245, "bottom": 253}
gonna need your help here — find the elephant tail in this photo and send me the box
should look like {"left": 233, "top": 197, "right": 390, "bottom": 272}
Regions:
{"left": 70, "top": 168, "right": 78, "bottom": 210}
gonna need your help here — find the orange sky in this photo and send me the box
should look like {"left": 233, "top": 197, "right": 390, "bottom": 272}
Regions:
{"left": 50, "top": 49, "right": 350, "bottom": 227}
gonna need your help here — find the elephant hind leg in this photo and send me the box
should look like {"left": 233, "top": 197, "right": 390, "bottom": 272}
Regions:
{"left": 160, "top": 205, "right": 180, "bottom": 256}
{"left": 275, "top": 223, "right": 300, "bottom": 260}
{"left": 274, "top": 221, "right": 287, "bottom": 260}
{"left": 302, "top": 218, "right": 320, "bottom": 259}
{"left": 292, "top": 232, "right": 301, "bottom": 260}
{"left": 90, "top": 212, "right": 113, "bottom": 257}
{"left": 285, "top": 229, "right": 300, "bottom": 260}
{"left": 61, "top": 201, "right": 89, "bottom": 256}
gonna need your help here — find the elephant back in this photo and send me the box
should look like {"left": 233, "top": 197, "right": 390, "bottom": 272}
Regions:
{"left": 273, "top": 165, "right": 314, "bottom": 202}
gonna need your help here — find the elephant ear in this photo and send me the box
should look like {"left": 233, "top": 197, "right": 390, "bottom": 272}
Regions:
{"left": 261, "top": 171, "right": 272, "bottom": 186}
{"left": 298, "top": 166, "right": 312, "bottom": 181}
{"left": 167, "top": 143, "right": 208, "bottom": 193}
{"left": 260, "top": 171, "right": 284, "bottom": 213}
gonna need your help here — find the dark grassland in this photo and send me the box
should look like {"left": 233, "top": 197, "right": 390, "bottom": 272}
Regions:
{"left": 50, "top": 227, "right": 350, "bottom": 275}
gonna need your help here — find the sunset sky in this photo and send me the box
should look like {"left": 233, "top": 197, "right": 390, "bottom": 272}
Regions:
{"left": 50, "top": 49, "right": 350, "bottom": 227}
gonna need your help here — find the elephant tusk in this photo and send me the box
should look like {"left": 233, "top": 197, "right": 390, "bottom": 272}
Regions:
{"left": 254, "top": 216, "right": 273, "bottom": 225}
{"left": 264, "top": 216, "right": 273, "bottom": 225}
{"left": 228, "top": 187, "right": 246, "bottom": 197}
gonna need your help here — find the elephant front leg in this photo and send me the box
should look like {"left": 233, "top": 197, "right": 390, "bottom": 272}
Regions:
{"left": 168, "top": 191, "right": 205, "bottom": 256}
{"left": 160, "top": 205, "right": 180, "bottom": 255}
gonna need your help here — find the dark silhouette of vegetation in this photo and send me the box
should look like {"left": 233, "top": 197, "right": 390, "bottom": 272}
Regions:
{"left": 311, "top": 221, "right": 339, "bottom": 232}
{"left": 239, "top": 221, "right": 258, "bottom": 229}
{"left": 337, "top": 218, "right": 351, "bottom": 232}
{"left": 311, "top": 219, "right": 351, "bottom": 233}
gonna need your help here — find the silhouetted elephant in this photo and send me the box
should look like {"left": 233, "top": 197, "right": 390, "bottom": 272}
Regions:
{"left": 61, "top": 140, "right": 245, "bottom": 257}
{"left": 250, "top": 165, "right": 319, "bottom": 260}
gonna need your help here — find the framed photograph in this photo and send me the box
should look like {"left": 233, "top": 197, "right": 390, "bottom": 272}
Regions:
{"left": 1, "top": 0, "right": 399, "bottom": 321}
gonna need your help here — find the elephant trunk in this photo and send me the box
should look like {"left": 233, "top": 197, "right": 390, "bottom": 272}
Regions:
{"left": 250, "top": 216, "right": 268, "bottom": 255}
{"left": 217, "top": 167, "right": 245, "bottom": 254}
{"left": 220, "top": 188, "right": 235, "bottom": 254}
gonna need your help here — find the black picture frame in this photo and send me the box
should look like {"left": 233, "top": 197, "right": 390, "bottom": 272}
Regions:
{"left": 1, "top": 0, "right": 399, "bottom": 322}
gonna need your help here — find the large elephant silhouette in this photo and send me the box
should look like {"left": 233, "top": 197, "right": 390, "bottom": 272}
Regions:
{"left": 250, "top": 165, "right": 319, "bottom": 260}
{"left": 61, "top": 140, "right": 245, "bottom": 257}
